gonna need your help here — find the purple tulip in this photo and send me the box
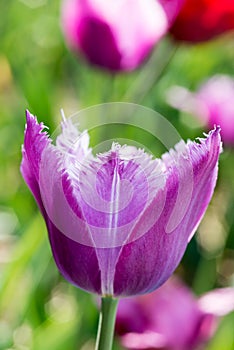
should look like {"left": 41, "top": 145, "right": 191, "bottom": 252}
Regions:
{"left": 21, "top": 110, "right": 221, "bottom": 297}
{"left": 116, "top": 277, "right": 234, "bottom": 350}
{"left": 167, "top": 75, "right": 234, "bottom": 145}
{"left": 61, "top": 0, "right": 183, "bottom": 71}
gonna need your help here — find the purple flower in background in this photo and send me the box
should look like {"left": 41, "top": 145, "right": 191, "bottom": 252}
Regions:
{"left": 116, "top": 277, "right": 234, "bottom": 350}
{"left": 61, "top": 0, "right": 183, "bottom": 71}
{"left": 21, "top": 110, "right": 221, "bottom": 297}
{"left": 167, "top": 75, "right": 234, "bottom": 145}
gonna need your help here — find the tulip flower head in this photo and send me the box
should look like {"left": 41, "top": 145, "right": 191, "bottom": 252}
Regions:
{"left": 170, "top": 0, "right": 234, "bottom": 42}
{"left": 61, "top": 0, "right": 183, "bottom": 71}
{"left": 167, "top": 75, "right": 234, "bottom": 145}
{"left": 21, "top": 109, "right": 221, "bottom": 297}
{"left": 116, "top": 277, "right": 234, "bottom": 350}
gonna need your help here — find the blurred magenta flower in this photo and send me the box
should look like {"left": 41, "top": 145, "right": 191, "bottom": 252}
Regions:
{"left": 116, "top": 277, "right": 234, "bottom": 350}
{"left": 170, "top": 0, "right": 234, "bottom": 42}
{"left": 167, "top": 75, "right": 234, "bottom": 145}
{"left": 21, "top": 111, "right": 221, "bottom": 297}
{"left": 61, "top": 0, "right": 183, "bottom": 71}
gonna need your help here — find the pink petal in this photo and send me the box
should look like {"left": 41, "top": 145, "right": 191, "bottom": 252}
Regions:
{"left": 121, "top": 331, "right": 167, "bottom": 349}
{"left": 198, "top": 287, "right": 234, "bottom": 317}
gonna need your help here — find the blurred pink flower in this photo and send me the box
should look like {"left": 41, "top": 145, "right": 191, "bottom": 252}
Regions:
{"left": 116, "top": 277, "right": 234, "bottom": 350}
{"left": 167, "top": 75, "right": 234, "bottom": 145}
{"left": 170, "top": 0, "right": 234, "bottom": 42}
{"left": 61, "top": 0, "right": 183, "bottom": 71}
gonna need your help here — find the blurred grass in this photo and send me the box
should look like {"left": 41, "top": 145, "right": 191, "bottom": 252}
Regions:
{"left": 0, "top": 1, "right": 234, "bottom": 349}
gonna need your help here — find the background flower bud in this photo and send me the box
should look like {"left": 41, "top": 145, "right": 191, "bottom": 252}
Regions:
{"left": 167, "top": 75, "right": 234, "bottom": 145}
{"left": 116, "top": 277, "right": 234, "bottom": 350}
{"left": 61, "top": 0, "right": 182, "bottom": 71}
{"left": 170, "top": 0, "right": 234, "bottom": 42}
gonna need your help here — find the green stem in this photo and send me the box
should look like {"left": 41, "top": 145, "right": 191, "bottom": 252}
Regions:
{"left": 123, "top": 40, "right": 178, "bottom": 103}
{"left": 95, "top": 296, "right": 119, "bottom": 350}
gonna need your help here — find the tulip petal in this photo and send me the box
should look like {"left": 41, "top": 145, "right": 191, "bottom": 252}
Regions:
{"left": 65, "top": 143, "right": 166, "bottom": 246}
{"left": 121, "top": 331, "right": 167, "bottom": 349}
{"left": 21, "top": 113, "right": 102, "bottom": 294}
{"left": 56, "top": 115, "right": 92, "bottom": 159}
{"left": 198, "top": 287, "right": 234, "bottom": 317}
{"left": 114, "top": 128, "right": 221, "bottom": 296}
{"left": 60, "top": 143, "right": 166, "bottom": 294}
{"left": 20, "top": 110, "right": 50, "bottom": 213}
{"left": 47, "top": 219, "right": 101, "bottom": 294}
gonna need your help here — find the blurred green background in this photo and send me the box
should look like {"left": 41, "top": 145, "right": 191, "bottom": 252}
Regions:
{"left": 0, "top": 1, "right": 234, "bottom": 349}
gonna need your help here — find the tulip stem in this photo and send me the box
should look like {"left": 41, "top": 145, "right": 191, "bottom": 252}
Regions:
{"left": 95, "top": 296, "right": 118, "bottom": 350}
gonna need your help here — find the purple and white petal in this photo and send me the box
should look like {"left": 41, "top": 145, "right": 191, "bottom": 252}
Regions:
{"left": 20, "top": 110, "right": 51, "bottom": 213}
{"left": 62, "top": 142, "right": 166, "bottom": 294}
{"left": 113, "top": 128, "right": 221, "bottom": 296}
{"left": 21, "top": 113, "right": 102, "bottom": 294}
